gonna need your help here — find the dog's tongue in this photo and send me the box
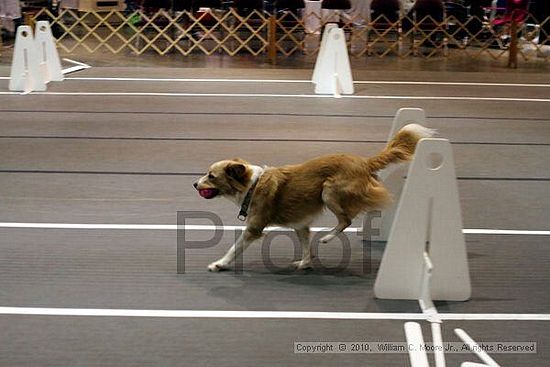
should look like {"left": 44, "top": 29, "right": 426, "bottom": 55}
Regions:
{"left": 198, "top": 188, "right": 218, "bottom": 199}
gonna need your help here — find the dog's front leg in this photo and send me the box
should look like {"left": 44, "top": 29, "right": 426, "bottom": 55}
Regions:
{"left": 292, "top": 226, "right": 313, "bottom": 270}
{"left": 208, "top": 228, "right": 261, "bottom": 272}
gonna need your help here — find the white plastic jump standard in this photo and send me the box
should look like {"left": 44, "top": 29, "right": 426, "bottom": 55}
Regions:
{"left": 9, "top": 26, "right": 46, "bottom": 92}
{"left": 373, "top": 107, "right": 427, "bottom": 242}
{"left": 312, "top": 23, "right": 338, "bottom": 86}
{"left": 374, "top": 138, "right": 471, "bottom": 301}
{"left": 35, "top": 21, "right": 64, "bottom": 83}
{"left": 312, "top": 24, "right": 354, "bottom": 97}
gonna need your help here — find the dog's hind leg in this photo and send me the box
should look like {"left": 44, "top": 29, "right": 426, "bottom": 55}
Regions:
{"left": 319, "top": 185, "right": 353, "bottom": 244}
{"left": 292, "top": 226, "right": 313, "bottom": 270}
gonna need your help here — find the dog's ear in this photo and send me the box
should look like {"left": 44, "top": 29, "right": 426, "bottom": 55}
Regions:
{"left": 225, "top": 163, "right": 247, "bottom": 184}
{"left": 231, "top": 157, "right": 249, "bottom": 164}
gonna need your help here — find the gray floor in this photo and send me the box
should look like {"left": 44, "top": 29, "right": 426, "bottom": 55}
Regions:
{"left": 0, "top": 67, "right": 549, "bottom": 366}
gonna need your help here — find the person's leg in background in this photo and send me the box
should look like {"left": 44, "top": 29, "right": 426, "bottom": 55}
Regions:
{"left": 0, "top": 0, "right": 22, "bottom": 45}
{"left": 465, "top": 0, "right": 492, "bottom": 36}
{"left": 344, "top": 0, "right": 372, "bottom": 53}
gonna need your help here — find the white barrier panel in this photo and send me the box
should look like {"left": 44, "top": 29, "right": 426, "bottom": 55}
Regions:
{"left": 312, "top": 23, "right": 338, "bottom": 85}
{"left": 374, "top": 138, "right": 471, "bottom": 301}
{"left": 35, "top": 21, "right": 64, "bottom": 83}
{"left": 9, "top": 26, "right": 47, "bottom": 92}
{"left": 312, "top": 25, "right": 354, "bottom": 97}
{"left": 373, "top": 108, "right": 427, "bottom": 241}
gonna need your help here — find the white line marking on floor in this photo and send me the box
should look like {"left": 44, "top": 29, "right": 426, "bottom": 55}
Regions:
{"left": 61, "top": 58, "right": 92, "bottom": 75}
{"left": 0, "top": 91, "right": 548, "bottom": 103}
{"left": 0, "top": 307, "right": 548, "bottom": 320}
{"left": 1, "top": 76, "right": 549, "bottom": 88}
{"left": 463, "top": 229, "right": 550, "bottom": 235}
{"left": 357, "top": 80, "right": 550, "bottom": 88}
{"left": 0, "top": 223, "right": 549, "bottom": 235}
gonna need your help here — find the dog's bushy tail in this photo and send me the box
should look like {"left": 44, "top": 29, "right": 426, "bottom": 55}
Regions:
{"left": 367, "top": 124, "right": 436, "bottom": 172}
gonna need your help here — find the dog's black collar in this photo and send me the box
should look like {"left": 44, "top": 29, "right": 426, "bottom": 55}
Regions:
{"left": 237, "top": 173, "right": 262, "bottom": 221}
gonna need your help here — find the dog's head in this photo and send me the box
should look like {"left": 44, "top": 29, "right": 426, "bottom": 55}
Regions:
{"left": 193, "top": 158, "right": 252, "bottom": 199}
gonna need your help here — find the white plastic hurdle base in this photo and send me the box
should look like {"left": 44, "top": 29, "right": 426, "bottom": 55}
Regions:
{"left": 404, "top": 322, "right": 430, "bottom": 367}
{"left": 455, "top": 329, "right": 501, "bottom": 367}
{"left": 406, "top": 253, "right": 447, "bottom": 367}
{"left": 312, "top": 24, "right": 354, "bottom": 97}
{"left": 374, "top": 138, "right": 471, "bottom": 301}
{"left": 62, "top": 58, "right": 92, "bottom": 75}
{"left": 35, "top": 20, "right": 64, "bottom": 83}
{"left": 367, "top": 107, "right": 427, "bottom": 242}
{"left": 9, "top": 26, "right": 47, "bottom": 93}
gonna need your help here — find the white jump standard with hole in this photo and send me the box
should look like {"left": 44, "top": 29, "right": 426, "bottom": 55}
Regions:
{"left": 9, "top": 21, "right": 81, "bottom": 94}
{"left": 312, "top": 24, "right": 354, "bottom": 97}
{"left": 374, "top": 137, "right": 471, "bottom": 302}
{"left": 370, "top": 111, "right": 511, "bottom": 366}
{"left": 9, "top": 25, "right": 48, "bottom": 93}
{"left": 10, "top": 22, "right": 64, "bottom": 93}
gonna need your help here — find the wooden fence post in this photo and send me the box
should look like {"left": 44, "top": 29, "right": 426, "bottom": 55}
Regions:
{"left": 268, "top": 14, "right": 277, "bottom": 64}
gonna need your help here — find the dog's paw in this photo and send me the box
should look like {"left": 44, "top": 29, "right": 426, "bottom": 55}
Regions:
{"left": 292, "top": 259, "right": 313, "bottom": 270}
{"left": 319, "top": 233, "right": 335, "bottom": 244}
{"left": 207, "top": 260, "right": 229, "bottom": 272}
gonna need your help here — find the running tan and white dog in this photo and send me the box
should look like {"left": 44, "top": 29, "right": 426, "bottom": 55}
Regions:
{"left": 193, "top": 124, "right": 435, "bottom": 272}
